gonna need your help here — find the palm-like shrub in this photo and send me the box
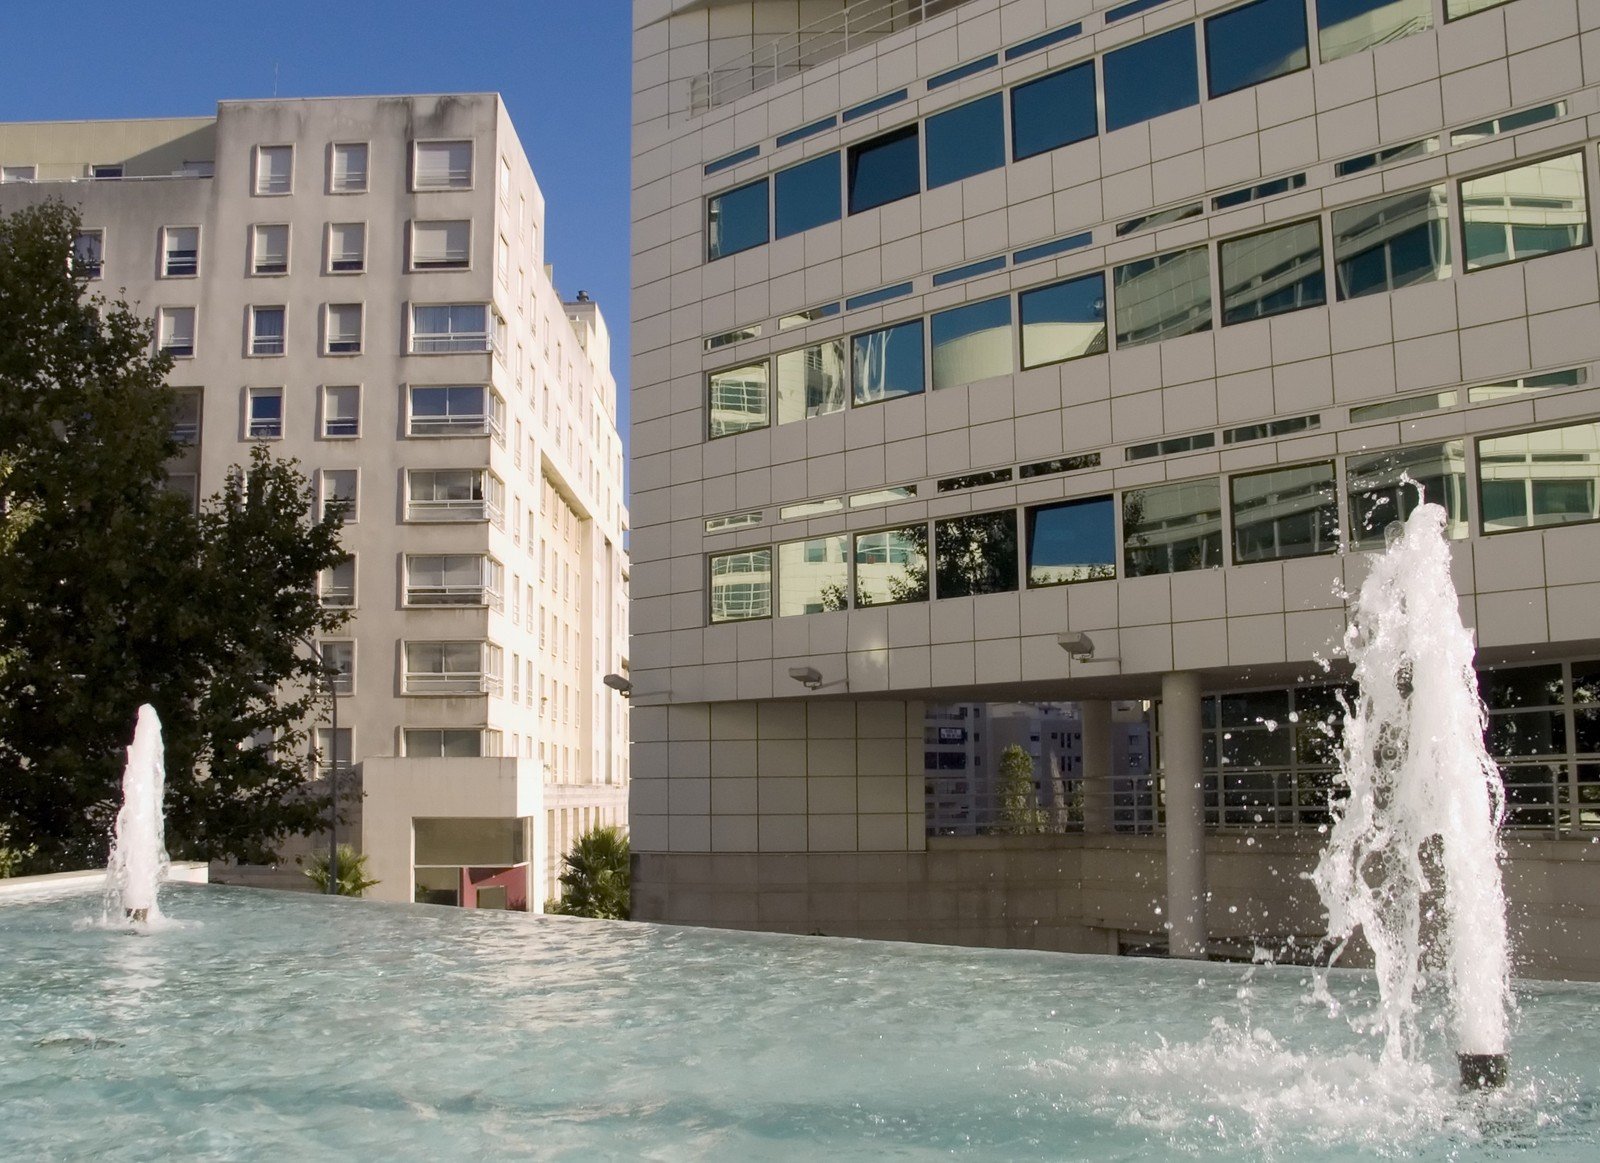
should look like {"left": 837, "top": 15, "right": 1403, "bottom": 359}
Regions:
{"left": 304, "top": 843, "right": 379, "bottom": 896}
{"left": 547, "top": 826, "right": 630, "bottom": 919}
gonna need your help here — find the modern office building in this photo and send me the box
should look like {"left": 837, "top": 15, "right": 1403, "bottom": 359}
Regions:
{"left": 0, "top": 94, "right": 630, "bottom": 910}
{"left": 629, "top": 0, "right": 1600, "bottom": 975}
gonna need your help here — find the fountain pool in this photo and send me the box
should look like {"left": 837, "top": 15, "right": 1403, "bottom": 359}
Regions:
{"left": 3, "top": 884, "right": 1598, "bottom": 1160}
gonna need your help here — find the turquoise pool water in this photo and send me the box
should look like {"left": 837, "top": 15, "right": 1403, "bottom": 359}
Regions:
{"left": 2, "top": 884, "right": 1597, "bottom": 1160}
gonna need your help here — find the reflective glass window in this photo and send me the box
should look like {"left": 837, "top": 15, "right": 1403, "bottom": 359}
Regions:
{"left": 1477, "top": 422, "right": 1600, "bottom": 534}
{"left": 1460, "top": 153, "right": 1590, "bottom": 273}
{"left": 1315, "top": 0, "right": 1431, "bottom": 64}
{"left": 930, "top": 296, "right": 1012, "bottom": 390}
{"left": 1103, "top": 25, "right": 1200, "bottom": 133}
{"left": 852, "top": 319, "right": 925, "bottom": 405}
{"left": 847, "top": 124, "right": 920, "bottom": 214}
{"left": 1025, "top": 496, "right": 1116, "bottom": 586}
{"left": 1332, "top": 186, "right": 1451, "bottom": 300}
{"left": 774, "top": 152, "right": 841, "bottom": 239}
{"left": 777, "top": 535, "right": 850, "bottom": 616}
{"left": 707, "top": 178, "right": 769, "bottom": 261}
{"left": 1346, "top": 442, "right": 1468, "bottom": 547}
{"left": 1230, "top": 462, "right": 1340, "bottom": 563}
{"left": 854, "top": 525, "right": 929, "bottom": 607}
{"left": 1018, "top": 272, "right": 1107, "bottom": 368}
{"left": 1010, "top": 62, "right": 1097, "bottom": 162}
{"left": 1123, "top": 478, "right": 1223, "bottom": 576}
{"left": 1204, "top": 0, "right": 1309, "bottom": 99}
{"left": 1219, "top": 219, "right": 1326, "bottom": 325}
{"left": 1113, "top": 246, "right": 1212, "bottom": 348}
{"left": 709, "top": 548, "right": 772, "bottom": 622}
{"left": 707, "top": 362, "right": 769, "bottom": 438}
{"left": 776, "top": 339, "right": 847, "bottom": 424}
{"left": 934, "top": 510, "right": 1019, "bottom": 599}
{"left": 1445, "top": 0, "right": 1510, "bottom": 17}
{"left": 925, "top": 94, "right": 1005, "bottom": 190}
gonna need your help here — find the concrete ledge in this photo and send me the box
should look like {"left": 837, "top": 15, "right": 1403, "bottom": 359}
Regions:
{"left": 0, "top": 861, "right": 209, "bottom": 899}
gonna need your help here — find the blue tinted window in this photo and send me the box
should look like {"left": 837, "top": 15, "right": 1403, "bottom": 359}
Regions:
{"left": 1103, "top": 25, "right": 1200, "bottom": 133}
{"left": 930, "top": 295, "right": 1013, "bottom": 389}
{"left": 707, "top": 178, "right": 769, "bottom": 261}
{"left": 1205, "top": 0, "right": 1308, "bottom": 99}
{"left": 1026, "top": 496, "right": 1116, "bottom": 586}
{"left": 925, "top": 94, "right": 1005, "bottom": 189}
{"left": 847, "top": 125, "right": 920, "bottom": 214}
{"left": 774, "top": 152, "right": 841, "bottom": 239}
{"left": 1011, "top": 62, "right": 1097, "bottom": 161}
{"left": 1018, "top": 272, "right": 1107, "bottom": 368}
{"left": 852, "top": 319, "right": 925, "bottom": 405}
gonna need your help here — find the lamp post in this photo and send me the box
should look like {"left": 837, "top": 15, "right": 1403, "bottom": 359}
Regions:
{"left": 301, "top": 640, "right": 341, "bottom": 895}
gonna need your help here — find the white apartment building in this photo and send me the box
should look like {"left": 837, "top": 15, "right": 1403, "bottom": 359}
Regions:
{"left": 630, "top": 0, "right": 1600, "bottom": 976}
{"left": 0, "top": 94, "right": 629, "bottom": 910}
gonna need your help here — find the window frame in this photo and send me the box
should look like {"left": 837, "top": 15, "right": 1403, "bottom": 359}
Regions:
{"left": 410, "top": 219, "right": 473, "bottom": 271}
{"left": 1458, "top": 150, "right": 1592, "bottom": 275}
{"left": 253, "top": 144, "right": 294, "bottom": 196}
{"left": 406, "top": 383, "right": 502, "bottom": 439}
{"left": 408, "top": 302, "right": 491, "bottom": 354}
{"left": 318, "top": 467, "right": 359, "bottom": 523}
{"left": 1203, "top": 0, "right": 1311, "bottom": 101}
{"left": 411, "top": 138, "right": 475, "bottom": 192}
{"left": 249, "top": 222, "right": 290, "bottom": 277}
{"left": 326, "top": 221, "right": 367, "bottom": 275}
{"left": 706, "top": 177, "right": 770, "bottom": 261}
{"left": 846, "top": 123, "right": 922, "bottom": 216}
{"left": 707, "top": 547, "right": 774, "bottom": 624}
{"left": 706, "top": 360, "right": 771, "bottom": 440}
{"left": 157, "top": 306, "right": 196, "bottom": 359}
{"left": 1218, "top": 216, "right": 1328, "bottom": 326}
{"left": 319, "top": 557, "right": 357, "bottom": 609}
{"left": 320, "top": 385, "right": 362, "bottom": 440}
{"left": 317, "top": 639, "right": 356, "bottom": 696}
{"left": 72, "top": 228, "right": 106, "bottom": 280}
{"left": 402, "top": 640, "right": 495, "bottom": 695}
{"left": 248, "top": 304, "right": 287, "bottom": 357}
{"left": 246, "top": 386, "right": 285, "bottom": 441}
{"left": 328, "top": 141, "right": 370, "bottom": 194}
{"left": 323, "top": 302, "right": 365, "bottom": 356}
{"left": 160, "top": 224, "right": 201, "bottom": 278}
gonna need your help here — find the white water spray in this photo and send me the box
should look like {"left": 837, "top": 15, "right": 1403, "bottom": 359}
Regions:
{"left": 104, "top": 704, "right": 169, "bottom": 925}
{"left": 1313, "top": 502, "right": 1511, "bottom": 1069}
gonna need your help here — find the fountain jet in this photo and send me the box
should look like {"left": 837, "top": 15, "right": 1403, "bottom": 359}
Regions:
{"left": 104, "top": 704, "right": 169, "bottom": 925}
{"left": 1314, "top": 502, "right": 1511, "bottom": 1089}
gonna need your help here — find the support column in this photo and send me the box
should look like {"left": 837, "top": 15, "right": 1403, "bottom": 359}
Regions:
{"left": 1161, "top": 670, "right": 1208, "bottom": 959}
{"left": 1078, "top": 700, "right": 1114, "bottom": 834}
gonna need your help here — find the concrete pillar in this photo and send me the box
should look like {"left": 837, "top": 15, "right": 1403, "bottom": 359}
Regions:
{"left": 1078, "top": 699, "right": 1115, "bottom": 834}
{"left": 1161, "top": 670, "right": 1208, "bottom": 959}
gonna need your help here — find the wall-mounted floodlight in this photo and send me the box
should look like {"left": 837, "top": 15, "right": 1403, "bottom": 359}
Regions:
{"left": 1057, "top": 632, "right": 1096, "bottom": 662}
{"left": 788, "top": 666, "right": 823, "bottom": 690}
{"left": 602, "top": 673, "right": 633, "bottom": 697}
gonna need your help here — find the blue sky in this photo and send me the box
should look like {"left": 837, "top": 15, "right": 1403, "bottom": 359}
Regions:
{"left": 0, "top": 0, "right": 635, "bottom": 456}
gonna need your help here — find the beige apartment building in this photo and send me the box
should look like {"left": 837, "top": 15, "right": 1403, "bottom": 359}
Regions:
{"left": 0, "top": 94, "right": 630, "bottom": 910}
{"left": 629, "top": 0, "right": 1600, "bottom": 977}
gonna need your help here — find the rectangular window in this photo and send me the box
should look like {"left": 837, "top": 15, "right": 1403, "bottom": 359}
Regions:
{"left": 255, "top": 145, "right": 293, "bottom": 195}
{"left": 329, "top": 142, "right": 368, "bottom": 193}
{"left": 709, "top": 549, "right": 772, "bottom": 623}
{"left": 413, "top": 140, "right": 473, "bottom": 190}
{"left": 1114, "top": 246, "right": 1212, "bottom": 347}
{"left": 1478, "top": 422, "right": 1600, "bottom": 534}
{"left": 404, "top": 729, "right": 485, "bottom": 759}
{"left": 934, "top": 510, "right": 1019, "bottom": 598}
{"left": 1346, "top": 442, "right": 1467, "bottom": 547}
{"left": 496, "top": 234, "right": 509, "bottom": 283}
{"left": 249, "top": 306, "right": 286, "bottom": 356}
{"left": 1019, "top": 272, "right": 1107, "bottom": 368}
{"left": 707, "top": 178, "right": 769, "bottom": 260}
{"left": 410, "top": 303, "right": 489, "bottom": 353}
{"left": 328, "top": 222, "right": 366, "bottom": 273}
{"left": 319, "top": 468, "right": 357, "bottom": 522}
{"left": 1204, "top": 0, "right": 1309, "bottom": 99}
{"left": 325, "top": 303, "right": 363, "bottom": 355}
{"left": 777, "top": 536, "right": 849, "bottom": 615}
{"left": 407, "top": 384, "right": 499, "bottom": 437}
{"left": 1460, "top": 153, "right": 1590, "bottom": 273}
{"left": 157, "top": 307, "right": 195, "bottom": 357}
{"left": 1332, "top": 186, "right": 1451, "bottom": 300}
{"left": 73, "top": 230, "right": 104, "bottom": 279}
{"left": 1025, "top": 496, "right": 1116, "bottom": 586}
{"left": 313, "top": 727, "right": 352, "bottom": 774}
{"left": 170, "top": 390, "right": 202, "bottom": 444}
{"left": 1103, "top": 25, "right": 1200, "bottom": 133}
{"left": 852, "top": 319, "right": 925, "bottom": 405}
{"left": 1010, "top": 62, "right": 1096, "bottom": 162}
{"left": 319, "top": 559, "right": 354, "bottom": 608}
{"left": 1123, "top": 478, "right": 1224, "bottom": 576}
{"left": 406, "top": 468, "right": 497, "bottom": 522}
{"left": 925, "top": 93, "right": 1004, "bottom": 190}
{"left": 1444, "top": 0, "right": 1511, "bottom": 16}
{"left": 411, "top": 220, "right": 471, "bottom": 270}
{"left": 930, "top": 295, "right": 1012, "bottom": 390}
{"left": 1317, "top": 0, "right": 1431, "bottom": 64}
{"left": 406, "top": 555, "right": 496, "bottom": 606}
{"left": 776, "top": 339, "right": 847, "bottom": 424}
{"left": 847, "top": 124, "right": 920, "bottom": 215}
{"left": 321, "top": 385, "right": 361, "bottom": 438}
{"left": 774, "top": 152, "right": 841, "bottom": 240}
{"left": 707, "top": 361, "right": 770, "bottom": 438}
{"left": 0, "top": 165, "right": 36, "bottom": 182}
{"left": 1219, "top": 219, "right": 1326, "bottom": 325}
{"left": 404, "top": 641, "right": 489, "bottom": 694}
{"left": 247, "top": 387, "right": 283, "bottom": 439}
{"left": 162, "top": 226, "right": 199, "bottom": 277}
{"left": 251, "top": 223, "right": 288, "bottom": 275}
{"left": 1230, "top": 462, "right": 1340, "bottom": 563}
{"left": 318, "top": 640, "right": 354, "bottom": 696}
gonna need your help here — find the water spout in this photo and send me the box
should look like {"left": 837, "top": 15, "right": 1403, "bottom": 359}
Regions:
{"left": 1314, "top": 501, "right": 1511, "bottom": 1086}
{"left": 104, "top": 704, "right": 169, "bottom": 926}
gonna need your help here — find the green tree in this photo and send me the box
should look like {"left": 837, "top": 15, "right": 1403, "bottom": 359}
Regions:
{"left": 0, "top": 201, "right": 349, "bottom": 871}
{"left": 304, "top": 844, "right": 379, "bottom": 896}
{"left": 547, "top": 826, "right": 631, "bottom": 920}
{"left": 997, "top": 743, "right": 1048, "bottom": 835}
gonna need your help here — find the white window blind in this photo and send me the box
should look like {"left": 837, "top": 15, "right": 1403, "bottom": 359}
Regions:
{"left": 412, "top": 220, "right": 470, "bottom": 269}
{"left": 256, "top": 146, "right": 293, "bottom": 194}
{"left": 414, "top": 140, "right": 472, "bottom": 189}
{"left": 252, "top": 224, "right": 288, "bottom": 274}
{"left": 328, "top": 222, "right": 365, "bottom": 272}
{"left": 330, "top": 143, "right": 367, "bottom": 192}
{"left": 322, "top": 387, "right": 360, "bottom": 437}
{"left": 326, "top": 304, "right": 362, "bottom": 354}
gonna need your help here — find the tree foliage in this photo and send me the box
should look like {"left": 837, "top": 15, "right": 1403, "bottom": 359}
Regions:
{"left": 997, "top": 743, "right": 1048, "bottom": 835}
{"left": 304, "top": 844, "right": 379, "bottom": 897}
{"left": 547, "top": 826, "right": 631, "bottom": 920}
{"left": 0, "top": 200, "right": 350, "bottom": 871}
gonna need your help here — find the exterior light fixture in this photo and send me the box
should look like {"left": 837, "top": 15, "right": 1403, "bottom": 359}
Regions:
{"left": 602, "top": 673, "right": 632, "bottom": 696}
{"left": 788, "top": 666, "right": 823, "bottom": 690}
{"left": 1057, "top": 632, "right": 1095, "bottom": 661}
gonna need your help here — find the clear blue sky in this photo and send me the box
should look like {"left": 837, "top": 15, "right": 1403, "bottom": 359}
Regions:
{"left": 0, "top": 0, "right": 635, "bottom": 462}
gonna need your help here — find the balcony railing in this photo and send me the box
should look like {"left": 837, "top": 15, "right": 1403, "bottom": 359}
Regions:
{"left": 407, "top": 498, "right": 489, "bottom": 522}
{"left": 405, "top": 585, "right": 492, "bottom": 607}
{"left": 404, "top": 671, "right": 500, "bottom": 696}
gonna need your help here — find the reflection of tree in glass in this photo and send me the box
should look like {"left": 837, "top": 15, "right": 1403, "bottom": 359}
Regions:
{"left": 818, "top": 582, "right": 848, "bottom": 612}
{"left": 935, "top": 511, "right": 1018, "bottom": 598}
{"left": 856, "top": 524, "right": 929, "bottom": 606}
